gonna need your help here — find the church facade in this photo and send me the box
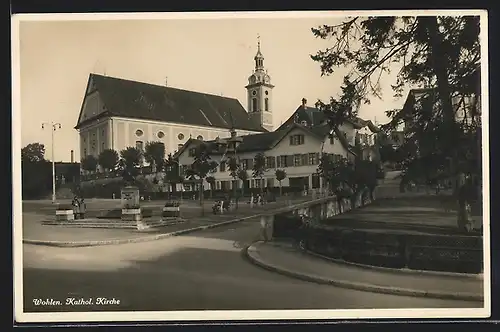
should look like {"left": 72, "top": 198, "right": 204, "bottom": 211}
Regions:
{"left": 74, "top": 41, "right": 274, "bottom": 162}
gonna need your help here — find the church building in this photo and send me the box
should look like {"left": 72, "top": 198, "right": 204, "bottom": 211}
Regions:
{"left": 74, "top": 40, "right": 274, "bottom": 162}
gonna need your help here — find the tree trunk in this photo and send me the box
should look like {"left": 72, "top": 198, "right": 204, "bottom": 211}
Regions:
{"left": 279, "top": 182, "right": 282, "bottom": 196}
{"left": 423, "top": 16, "right": 465, "bottom": 227}
{"left": 199, "top": 180, "right": 205, "bottom": 216}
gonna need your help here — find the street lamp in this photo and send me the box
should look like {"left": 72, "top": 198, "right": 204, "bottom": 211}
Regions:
{"left": 227, "top": 130, "right": 243, "bottom": 208}
{"left": 41, "top": 122, "right": 62, "bottom": 204}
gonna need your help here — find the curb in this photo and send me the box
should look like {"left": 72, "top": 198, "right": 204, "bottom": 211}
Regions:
{"left": 23, "top": 214, "right": 263, "bottom": 248}
{"left": 23, "top": 198, "right": 312, "bottom": 248}
{"left": 303, "top": 248, "right": 484, "bottom": 281}
{"left": 243, "top": 242, "right": 483, "bottom": 303}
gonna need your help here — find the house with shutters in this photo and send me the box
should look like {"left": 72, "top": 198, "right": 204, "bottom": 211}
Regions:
{"left": 74, "top": 39, "right": 275, "bottom": 164}
{"left": 175, "top": 98, "right": 380, "bottom": 192}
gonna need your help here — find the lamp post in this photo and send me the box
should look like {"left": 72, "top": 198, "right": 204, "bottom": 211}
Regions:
{"left": 227, "top": 130, "right": 243, "bottom": 209}
{"left": 42, "top": 122, "right": 62, "bottom": 203}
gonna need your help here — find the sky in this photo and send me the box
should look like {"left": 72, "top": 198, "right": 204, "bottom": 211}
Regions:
{"left": 16, "top": 12, "right": 409, "bottom": 162}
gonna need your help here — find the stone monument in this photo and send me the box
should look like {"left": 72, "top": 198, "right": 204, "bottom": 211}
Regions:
{"left": 121, "top": 186, "right": 142, "bottom": 225}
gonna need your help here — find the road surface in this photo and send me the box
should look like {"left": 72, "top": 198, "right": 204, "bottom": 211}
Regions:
{"left": 22, "top": 219, "right": 481, "bottom": 312}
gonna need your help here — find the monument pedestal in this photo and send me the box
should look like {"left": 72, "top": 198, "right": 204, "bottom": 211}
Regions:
{"left": 121, "top": 186, "right": 142, "bottom": 228}
{"left": 121, "top": 208, "right": 142, "bottom": 221}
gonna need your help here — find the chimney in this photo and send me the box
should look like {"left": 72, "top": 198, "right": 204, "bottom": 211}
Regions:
{"left": 71, "top": 150, "right": 74, "bottom": 163}
{"left": 165, "top": 77, "right": 168, "bottom": 87}
{"left": 301, "top": 98, "right": 307, "bottom": 108}
{"left": 230, "top": 128, "right": 237, "bottom": 138}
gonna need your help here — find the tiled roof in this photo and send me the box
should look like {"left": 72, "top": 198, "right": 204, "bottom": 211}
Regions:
{"left": 277, "top": 104, "right": 380, "bottom": 133}
{"left": 176, "top": 122, "right": 357, "bottom": 158}
{"left": 75, "top": 74, "right": 267, "bottom": 132}
{"left": 177, "top": 125, "right": 302, "bottom": 157}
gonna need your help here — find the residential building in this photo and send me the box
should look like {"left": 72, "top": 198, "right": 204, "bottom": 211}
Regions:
{"left": 176, "top": 99, "right": 380, "bottom": 192}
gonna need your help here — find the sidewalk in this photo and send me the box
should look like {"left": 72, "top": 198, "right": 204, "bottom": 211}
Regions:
{"left": 21, "top": 199, "right": 310, "bottom": 247}
{"left": 245, "top": 241, "right": 484, "bottom": 302}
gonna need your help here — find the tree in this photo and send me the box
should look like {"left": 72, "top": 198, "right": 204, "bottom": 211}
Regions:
{"left": 21, "top": 143, "right": 45, "bottom": 163}
{"left": 311, "top": 16, "right": 481, "bottom": 227}
{"left": 119, "top": 147, "right": 142, "bottom": 185}
{"left": 237, "top": 169, "right": 249, "bottom": 197}
{"left": 318, "top": 153, "right": 356, "bottom": 201}
{"left": 21, "top": 143, "right": 51, "bottom": 198}
{"left": 353, "top": 159, "right": 379, "bottom": 200}
{"left": 226, "top": 156, "right": 241, "bottom": 206}
{"left": 206, "top": 175, "right": 216, "bottom": 198}
{"left": 144, "top": 141, "right": 166, "bottom": 173}
{"left": 252, "top": 152, "right": 267, "bottom": 193}
{"left": 184, "top": 142, "right": 218, "bottom": 214}
{"left": 81, "top": 155, "right": 98, "bottom": 173}
{"left": 275, "top": 169, "right": 287, "bottom": 196}
{"left": 98, "top": 149, "right": 119, "bottom": 173}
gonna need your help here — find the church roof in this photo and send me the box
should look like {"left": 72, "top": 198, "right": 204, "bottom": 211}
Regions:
{"left": 75, "top": 74, "right": 268, "bottom": 132}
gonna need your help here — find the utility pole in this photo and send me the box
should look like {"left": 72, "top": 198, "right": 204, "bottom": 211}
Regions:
{"left": 42, "top": 122, "right": 62, "bottom": 203}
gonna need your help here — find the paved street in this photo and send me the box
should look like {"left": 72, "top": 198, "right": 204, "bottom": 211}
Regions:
{"left": 23, "top": 219, "right": 480, "bottom": 312}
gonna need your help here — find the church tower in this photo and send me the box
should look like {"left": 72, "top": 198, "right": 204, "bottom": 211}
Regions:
{"left": 245, "top": 36, "right": 274, "bottom": 132}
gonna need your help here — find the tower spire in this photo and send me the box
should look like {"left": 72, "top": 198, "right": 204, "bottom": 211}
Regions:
{"left": 254, "top": 34, "right": 264, "bottom": 72}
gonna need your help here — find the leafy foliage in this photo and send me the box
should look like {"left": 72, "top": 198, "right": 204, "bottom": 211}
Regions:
{"left": 21, "top": 143, "right": 45, "bottom": 163}
{"left": 275, "top": 169, "right": 287, "bottom": 196}
{"left": 21, "top": 143, "right": 51, "bottom": 198}
{"left": 226, "top": 156, "right": 240, "bottom": 180}
{"left": 238, "top": 169, "right": 249, "bottom": 181}
{"left": 206, "top": 175, "right": 216, "bottom": 188}
{"left": 144, "top": 141, "right": 166, "bottom": 171}
{"left": 252, "top": 152, "right": 267, "bottom": 180}
{"left": 185, "top": 142, "right": 218, "bottom": 182}
{"left": 185, "top": 142, "right": 218, "bottom": 210}
{"left": 275, "top": 169, "right": 287, "bottom": 183}
{"left": 98, "top": 149, "right": 119, "bottom": 172}
{"left": 164, "top": 153, "right": 182, "bottom": 185}
{"left": 311, "top": 16, "right": 481, "bottom": 206}
{"left": 119, "top": 147, "right": 142, "bottom": 184}
{"left": 81, "top": 155, "right": 98, "bottom": 173}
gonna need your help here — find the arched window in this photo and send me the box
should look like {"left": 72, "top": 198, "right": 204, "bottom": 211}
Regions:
{"left": 264, "top": 98, "right": 269, "bottom": 112}
{"left": 252, "top": 98, "right": 258, "bottom": 112}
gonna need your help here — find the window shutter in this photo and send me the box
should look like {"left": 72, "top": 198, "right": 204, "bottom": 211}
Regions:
{"left": 276, "top": 156, "right": 281, "bottom": 168}
{"left": 272, "top": 156, "right": 276, "bottom": 168}
{"left": 248, "top": 158, "right": 254, "bottom": 169}
{"left": 289, "top": 136, "right": 294, "bottom": 145}
{"left": 286, "top": 155, "right": 293, "bottom": 167}
{"left": 315, "top": 153, "right": 320, "bottom": 165}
